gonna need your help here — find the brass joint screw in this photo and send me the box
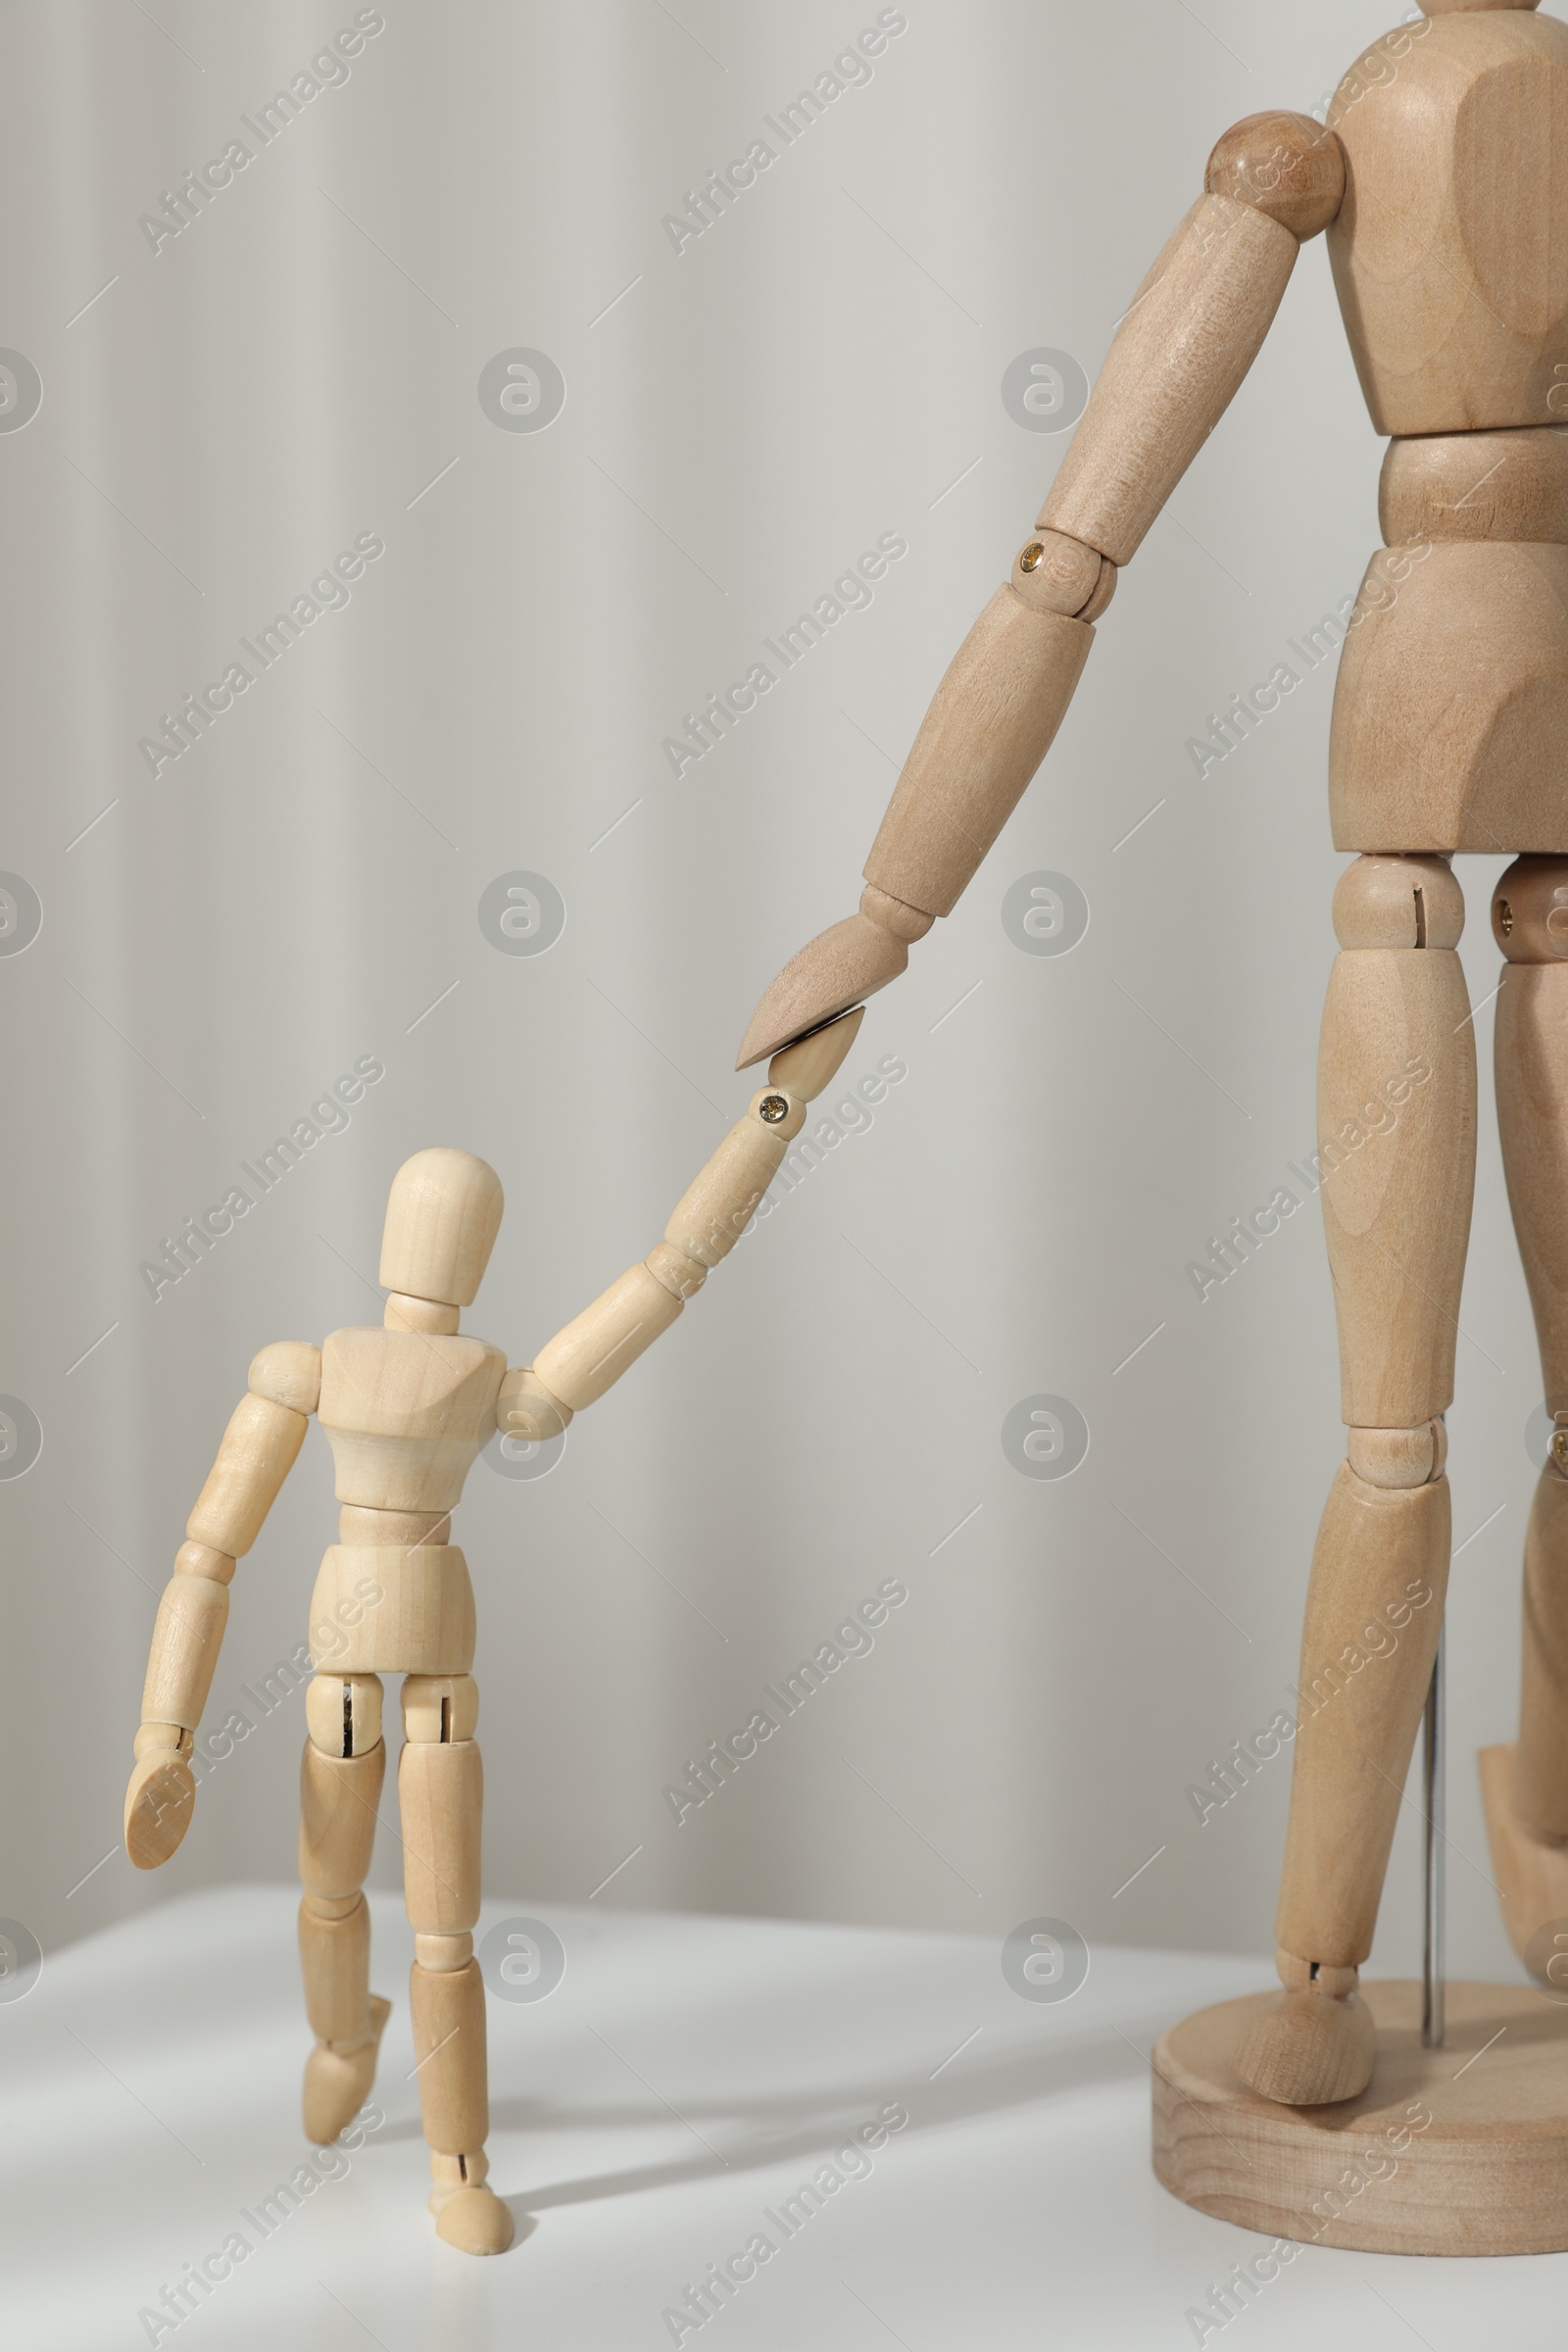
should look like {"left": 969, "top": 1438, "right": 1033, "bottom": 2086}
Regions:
{"left": 758, "top": 1094, "right": 790, "bottom": 1125}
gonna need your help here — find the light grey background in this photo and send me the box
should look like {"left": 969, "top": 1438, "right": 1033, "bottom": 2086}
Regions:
{"left": 0, "top": 0, "right": 1542, "bottom": 1996}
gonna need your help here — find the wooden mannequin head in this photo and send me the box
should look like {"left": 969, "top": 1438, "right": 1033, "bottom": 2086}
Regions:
{"left": 1417, "top": 2, "right": 1542, "bottom": 13}
{"left": 378, "top": 1148, "right": 504, "bottom": 1309}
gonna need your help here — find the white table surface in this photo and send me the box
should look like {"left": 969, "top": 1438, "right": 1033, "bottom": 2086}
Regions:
{"left": 6, "top": 1886, "right": 1567, "bottom": 2351}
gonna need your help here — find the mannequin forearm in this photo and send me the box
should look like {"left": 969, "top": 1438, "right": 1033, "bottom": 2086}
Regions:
{"left": 501, "top": 1013, "right": 863, "bottom": 1430}
{"left": 736, "top": 113, "right": 1345, "bottom": 1068}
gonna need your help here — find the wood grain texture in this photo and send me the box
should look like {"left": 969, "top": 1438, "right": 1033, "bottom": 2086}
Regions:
{"left": 1380, "top": 424, "right": 1568, "bottom": 543}
{"left": 1480, "top": 1738, "right": 1568, "bottom": 1959}
{"left": 494, "top": 1365, "right": 572, "bottom": 1441}
{"left": 431, "top": 2178, "right": 514, "bottom": 2255}
{"left": 859, "top": 885, "right": 934, "bottom": 944}
{"left": 337, "top": 1503, "right": 452, "bottom": 1547}
{"left": 302, "top": 1995, "right": 389, "bottom": 2144}
{"left": 1494, "top": 855, "right": 1568, "bottom": 960}
{"left": 1232, "top": 1985, "right": 1376, "bottom": 2107}
{"left": 377, "top": 1148, "right": 503, "bottom": 1307}
{"left": 1332, "top": 854, "right": 1464, "bottom": 951}
{"left": 307, "top": 1544, "right": 476, "bottom": 1675}
{"left": 1514, "top": 1477, "right": 1568, "bottom": 1838}
{"left": 532, "top": 1262, "right": 682, "bottom": 1410}
{"left": 1318, "top": 948, "right": 1476, "bottom": 1427}
{"left": 131, "top": 1722, "right": 185, "bottom": 1758}
{"left": 185, "top": 1391, "right": 309, "bottom": 1554}
{"left": 304, "top": 1670, "right": 383, "bottom": 1755}
{"left": 735, "top": 913, "right": 911, "bottom": 1068}
{"left": 1074, "top": 557, "right": 1119, "bottom": 622}
{"left": 1008, "top": 527, "right": 1109, "bottom": 616}
{"left": 402, "top": 1673, "right": 478, "bottom": 1743}
{"left": 318, "top": 1328, "right": 506, "bottom": 1512}
{"left": 299, "top": 1737, "right": 384, "bottom": 1899}
{"left": 1328, "top": 10, "right": 1568, "bottom": 433}
{"left": 1275, "top": 1466, "right": 1449, "bottom": 1968}
{"left": 663, "top": 1096, "right": 801, "bottom": 1271}
{"left": 1154, "top": 1979, "right": 1568, "bottom": 2256}
{"left": 416, "top": 1933, "right": 473, "bottom": 1972}
{"left": 140, "top": 1571, "right": 228, "bottom": 1731}
{"left": 767, "top": 1004, "right": 865, "bottom": 1101}
{"left": 1329, "top": 542, "right": 1568, "bottom": 853}
{"left": 644, "top": 1239, "right": 708, "bottom": 1301}
{"left": 123, "top": 1749, "right": 195, "bottom": 1869}
{"left": 862, "top": 588, "right": 1094, "bottom": 917}
{"left": 384, "top": 1293, "right": 461, "bottom": 1335}
{"left": 399, "top": 1740, "right": 482, "bottom": 1935}
{"left": 1346, "top": 1420, "right": 1446, "bottom": 1488}
{"left": 172, "top": 1539, "right": 235, "bottom": 1585}
{"left": 1039, "top": 196, "right": 1298, "bottom": 564}
{"left": 247, "top": 1340, "right": 321, "bottom": 1415}
{"left": 298, "top": 1894, "right": 371, "bottom": 2045}
{"left": 1497, "top": 962, "right": 1568, "bottom": 1408}
{"left": 1204, "top": 111, "right": 1346, "bottom": 240}
{"left": 409, "top": 1958, "right": 488, "bottom": 2153}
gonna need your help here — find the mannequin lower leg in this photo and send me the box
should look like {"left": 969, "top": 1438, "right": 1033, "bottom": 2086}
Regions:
{"left": 400, "top": 1672, "right": 513, "bottom": 2255}
{"left": 1276, "top": 1459, "right": 1450, "bottom": 1964}
{"left": 1481, "top": 863, "right": 1568, "bottom": 1969}
{"left": 1235, "top": 856, "right": 1476, "bottom": 2103}
{"left": 299, "top": 1672, "right": 390, "bottom": 2142}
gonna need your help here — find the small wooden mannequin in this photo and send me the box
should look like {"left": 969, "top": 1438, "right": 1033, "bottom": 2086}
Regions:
{"left": 122, "top": 1010, "right": 862, "bottom": 2254}
{"left": 739, "top": 2, "right": 1568, "bottom": 2110}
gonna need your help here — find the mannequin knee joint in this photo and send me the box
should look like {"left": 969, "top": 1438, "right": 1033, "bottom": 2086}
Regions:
{"left": 1333, "top": 856, "right": 1463, "bottom": 950}
{"left": 306, "top": 1672, "right": 383, "bottom": 1757}
{"left": 1493, "top": 857, "right": 1568, "bottom": 962}
{"left": 403, "top": 1674, "right": 479, "bottom": 1743}
{"left": 1348, "top": 1421, "right": 1447, "bottom": 1488}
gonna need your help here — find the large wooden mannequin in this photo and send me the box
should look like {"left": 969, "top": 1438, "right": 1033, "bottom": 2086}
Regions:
{"left": 122, "top": 1011, "right": 862, "bottom": 2254}
{"left": 739, "top": 1, "right": 1568, "bottom": 2108}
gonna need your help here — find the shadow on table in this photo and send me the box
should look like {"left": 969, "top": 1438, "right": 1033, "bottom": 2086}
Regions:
{"left": 381, "top": 1999, "right": 1167, "bottom": 2220}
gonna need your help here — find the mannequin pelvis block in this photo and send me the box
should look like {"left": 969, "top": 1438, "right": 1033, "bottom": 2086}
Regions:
{"left": 308, "top": 1544, "right": 476, "bottom": 1675}
{"left": 1380, "top": 425, "right": 1568, "bottom": 548}
{"left": 318, "top": 1328, "right": 506, "bottom": 1511}
{"left": 1329, "top": 543, "right": 1568, "bottom": 854}
{"left": 1318, "top": 948, "right": 1476, "bottom": 1429}
{"left": 1328, "top": 10, "right": 1568, "bottom": 433}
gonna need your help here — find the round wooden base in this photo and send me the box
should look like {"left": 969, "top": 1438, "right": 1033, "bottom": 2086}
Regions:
{"left": 1153, "top": 1979, "right": 1568, "bottom": 2256}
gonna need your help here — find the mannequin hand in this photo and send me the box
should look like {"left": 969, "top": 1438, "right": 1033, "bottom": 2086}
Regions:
{"left": 123, "top": 1736, "right": 197, "bottom": 1869}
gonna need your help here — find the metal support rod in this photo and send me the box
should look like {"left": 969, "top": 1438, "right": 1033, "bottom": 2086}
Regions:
{"left": 1421, "top": 1627, "right": 1446, "bottom": 2050}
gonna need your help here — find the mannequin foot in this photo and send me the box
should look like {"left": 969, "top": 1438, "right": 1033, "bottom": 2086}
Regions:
{"left": 430, "top": 2152, "right": 514, "bottom": 2255}
{"left": 303, "top": 1994, "right": 390, "bottom": 2144}
{"left": 1479, "top": 1742, "right": 1568, "bottom": 1982}
{"left": 1232, "top": 1972, "right": 1375, "bottom": 2106}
